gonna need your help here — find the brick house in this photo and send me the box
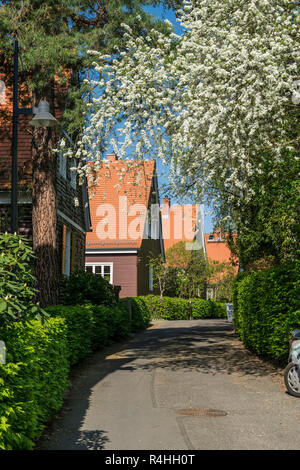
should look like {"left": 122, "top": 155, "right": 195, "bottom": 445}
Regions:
{"left": 0, "top": 73, "right": 91, "bottom": 278}
{"left": 85, "top": 155, "right": 164, "bottom": 297}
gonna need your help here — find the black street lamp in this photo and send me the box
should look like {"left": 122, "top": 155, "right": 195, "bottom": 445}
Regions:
{"left": 11, "top": 40, "right": 57, "bottom": 234}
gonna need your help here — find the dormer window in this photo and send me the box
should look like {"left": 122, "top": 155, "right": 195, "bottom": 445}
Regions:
{"left": 208, "top": 234, "right": 214, "bottom": 241}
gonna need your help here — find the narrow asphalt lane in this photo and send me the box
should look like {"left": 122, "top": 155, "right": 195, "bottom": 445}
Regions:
{"left": 37, "top": 319, "right": 300, "bottom": 450}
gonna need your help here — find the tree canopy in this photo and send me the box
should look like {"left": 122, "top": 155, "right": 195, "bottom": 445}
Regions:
{"left": 0, "top": 0, "right": 178, "bottom": 133}
{"left": 68, "top": 0, "right": 299, "bottom": 267}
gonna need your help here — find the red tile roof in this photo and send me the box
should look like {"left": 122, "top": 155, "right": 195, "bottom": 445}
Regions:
{"left": 161, "top": 198, "right": 198, "bottom": 253}
{"left": 86, "top": 157, "right": 156, "bottom": 249}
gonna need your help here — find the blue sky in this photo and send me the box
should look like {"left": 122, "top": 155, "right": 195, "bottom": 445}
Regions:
{"left": 106, "top": 4, "right": 214, "bottom": 232}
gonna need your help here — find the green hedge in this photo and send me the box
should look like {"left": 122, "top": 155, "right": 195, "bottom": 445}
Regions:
{"left": 0, "top": 294, "right": 226, "bottom": 450}
{"left": 46, "top": 305, "right": 94, "bottom": 365}
{"left": 45, "top": 303, "right": 131, "bottom": 365}
{"left": 121, "top": 297, "right": 154, "bottom": 330}
{"left": 191, "top": 299, "right": 226, "bottom": 319}
{"left": 0, "top": 318, "right": 69, "bottom": 450}
{"left": 233, "top": 262, "right": 300, "bottom": 362}
{"left": 141, "top": 295, "right": 226, "bottom": 320}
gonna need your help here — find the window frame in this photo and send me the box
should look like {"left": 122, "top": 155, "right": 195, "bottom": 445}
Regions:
{"left": 85, "top": 262, "right": 113, "bottom": 284}
{"left": 149, "top": 263, "right": 154, "bottom": 292}
{"left": 64, "top": 228, "right": 72, "bottom": 276}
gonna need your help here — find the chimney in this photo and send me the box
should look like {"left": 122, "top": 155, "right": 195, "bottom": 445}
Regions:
{"left": 107, "top": 153, "right": 118, "bottom": 162}
{"left": 162, "top": 197, "right": 170, "bottom": 207}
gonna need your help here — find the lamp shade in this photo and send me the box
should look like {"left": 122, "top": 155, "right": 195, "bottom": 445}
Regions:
{"left": 30, "top": 100, "right": 58, "bottom": 127}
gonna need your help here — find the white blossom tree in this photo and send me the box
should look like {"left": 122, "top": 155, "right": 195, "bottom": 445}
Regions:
{"left": 66, "top": 0, "right": 299, "bottom": 235}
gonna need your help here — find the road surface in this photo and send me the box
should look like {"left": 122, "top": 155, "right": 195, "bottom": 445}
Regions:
{"left": 37, "top": 319, "right": 300, "bottom": 450}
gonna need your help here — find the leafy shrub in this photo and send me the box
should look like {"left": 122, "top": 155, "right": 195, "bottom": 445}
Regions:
{"left": 105, "top": 304, "right": 131, "bottom": 341}
{"left": 87, "top": 305, "right": 110, "bottom": 350}
{"left": 213, "top": 302, "right": 227, "bottom": 318}
{"left": 122, "top": 297, "right": 151, "bottom": 331}
{"left": 0, "top": 233, "right": 47, "bottom": 325}
{"left": 0, "top": 318, "right": 69, "bottom": 450}
{"left": 0, "top": 300, "right": 135, "bottom": 450}
{"left": 144, "top": 295, "right": 189, "bottom": 320}
{"left": 45, "top": 305, "right": 94, "bottom": 365}
{"left": 190, "top": 299, "right": 226, "bottom": 319}
{"left": 89, "top": 304, "right": 131, "bottom": 343}
{"left": 61, "top": 269, "right": 118, "bottom": 306}
{"left": 45, "top": 303, "right": 131, "bottom": 364}
{"left": 233, "top": 262, "right": 300, "bottom": 362}
{"left": 142, "top": 295, "right": 226, "bottom": 320}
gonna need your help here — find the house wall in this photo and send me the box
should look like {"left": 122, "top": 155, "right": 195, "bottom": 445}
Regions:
{"left": 137, "top": 238, "right": 161, "bottom": 296}
{"left": 57, "top": 217, "right": 86, "bottom": 275}
{"left": 85, "top": 253, "right": 138, "bottom": 298}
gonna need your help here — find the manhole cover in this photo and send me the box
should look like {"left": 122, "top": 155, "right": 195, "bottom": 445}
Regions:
{"left": 176, "top": 408, "right": 228, "bottom": 417}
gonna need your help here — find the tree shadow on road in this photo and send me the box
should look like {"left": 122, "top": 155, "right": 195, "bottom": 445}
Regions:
{"left": 35, "top": 319, "right": 281, "bottom": 450}
{"left": 120, "top": 320, "right": 282, "bottom": 378}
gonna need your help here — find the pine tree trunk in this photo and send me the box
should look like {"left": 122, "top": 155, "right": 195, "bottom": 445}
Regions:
{"left": 32, "top": 93, "right": 60, "bottom": 307}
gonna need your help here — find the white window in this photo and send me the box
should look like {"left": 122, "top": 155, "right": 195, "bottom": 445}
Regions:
{"left": 58, "top": 150, "right": 67, "bottom": 179}
{"left": 64, "top": 228, "right": 71, "bottom": 276}
{"left": 149, "top": 264, "right": 154, "bottom": 291}
{"left": 151, "top": 204, "right": 160, "bottom": 240}
{"left": 85, "top": 263, "right": 113, "bottom": 284}
{"left": 206, "top": 287, "right": 214, "bottom": 300}
{"left": 70, "top": 159, "right": 77, "bottom": 190}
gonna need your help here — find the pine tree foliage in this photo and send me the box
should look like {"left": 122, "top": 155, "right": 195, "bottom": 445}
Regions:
{"left": 0, "top": 0, "right": 178, "bottom": 134}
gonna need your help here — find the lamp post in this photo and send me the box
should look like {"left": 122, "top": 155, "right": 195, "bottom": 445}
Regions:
{"left": 11, "top": 39, "right": 57, "bottom": 234}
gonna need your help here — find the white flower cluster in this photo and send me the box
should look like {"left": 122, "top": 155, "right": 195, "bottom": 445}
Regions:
{"left": 68, "top": 0, "right": 299, "bottom": 215}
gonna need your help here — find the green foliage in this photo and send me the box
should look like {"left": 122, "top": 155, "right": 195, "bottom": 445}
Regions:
{"left": 0, "top": 0, "right": 174, "bottom": 137}
{"left": 142, "top": 295, "right": 188, "bottom": 320}
{"left": 130, "top": 297, "right": 151, "bottom": 330}
{"left": 97, "top": 303, "right": 131, "bottom": 342}
{"left": 0, "top": 233, "right": 47, "bottom": 325}
{"left": 45, "top": 303, "right": 131, "bottom": 364}
{"left": 147, "top": 253, "right": 181, "bottom": 298}
{"left": 45, "top": 305, "right": 94, "bottom": 365}
{"left": 233, "top": 262, "right": 300, "bottom": 362}
{"left": 142, "top": 295, "right": 226, "bottom": 320}
{"left": 123, "top": 297, "right": 152, "bottom": 330}
{"left": 164, "top": 242, "right": 209, "bottom": 298}
{"left": 165, "top": 241, "right": 191, "bottom": 268}
{"left": 61, "top": 269, "right": 118, "bottom": 306}
{"left": 0, "top": 318, "right": 69, "bottom": 450}
{"left": 0, "top": 300, "right": 136, "bottom": 449}
{"left": 207, "top": 259, "right": 235, "bottom": 302}
{"left": 223, "top": 155, "right": 300, "bottom": 269}
{"left": 190, "top": 298, "right": 226, "bottom": 319}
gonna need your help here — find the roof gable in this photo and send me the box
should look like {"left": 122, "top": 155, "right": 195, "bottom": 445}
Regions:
{"left": 86, "top": 158, "right": 156, "bottom": 249}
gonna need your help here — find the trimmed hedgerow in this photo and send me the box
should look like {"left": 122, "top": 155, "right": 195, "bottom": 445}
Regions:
{"left": 191, "top": 299, "right": 226, "bottom": 319}
{"left": 0, "top": 301, "right": 135, "bottom": 450}
{"left": 143, "top": 295, "right": 189, "bottom": 320}
{"left": 45, "top": 303, "right": 131, "bottom": 364}
{"left": 46, "top": 305, "right": 94, "bottom": 365}
{"left": 101, "top": 303, "right": 131, "bottom": 341}
{"left": 233, "top": 262, "right": 300, "bottom": 362}
{"left": 122, "top": 297, "right": 152, "bottom": 331}
{"left": 61, "top": 269, "right": 118, "bottom": 306}
{"left": 141, "top": 295, "right": 226, "bottom": 320}
{"left": 0, "top": 318, "right": 69, "bottom": 450}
